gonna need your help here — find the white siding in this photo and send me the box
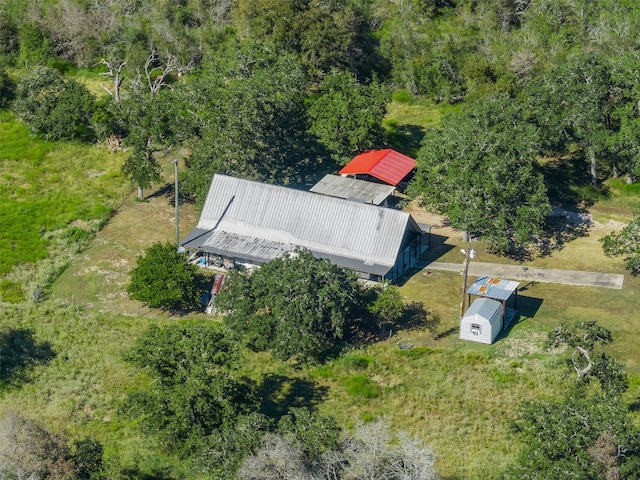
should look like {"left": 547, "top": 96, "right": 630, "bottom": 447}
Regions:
{"left": 459, "top": 298, "right": 503, "bottom": 344}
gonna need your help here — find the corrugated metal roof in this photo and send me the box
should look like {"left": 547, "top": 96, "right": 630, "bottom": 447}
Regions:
{"left": 310, "top": 174, "right": 395, "bottom": 205}
{"left": 181, "top": 175, "right": 422, "bottom": 276}
{"left": 467, "top": 276, "right": 520, "bottom": 302}
{"left": 464, "top": 297, "right": 502, "bottom": 324}
{"left": 338, "top": 149, "right": 417, "bottom": 186}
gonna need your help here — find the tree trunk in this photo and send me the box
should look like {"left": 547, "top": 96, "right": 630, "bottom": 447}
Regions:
{"left": 627, "top": 172, "right": 634, "bottom": 184}
{"left": 137, "top": 185, "right": 143, "bottom": 200}
{"left": 612, "top": 162, "right": 619, "bottom": 178}
{"left": 589, "top": 148, "right": 598, "bottom": 186}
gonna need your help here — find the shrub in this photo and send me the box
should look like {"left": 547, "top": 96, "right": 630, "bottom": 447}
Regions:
{"left": 0, "top": 280, "right": 24, "bottom": 303}
{"left": 342, "top": 374, "right": 380, "bottom": 398}
{"left": 127, "top": 242, "right": 201, "bottom": 311}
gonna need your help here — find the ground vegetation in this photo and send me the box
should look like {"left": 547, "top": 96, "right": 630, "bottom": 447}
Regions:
{"left": 127, "top": 242, "right": 201, "bottom": 311}
{"left": 2, "top": 0, "right": 640, "bottom": 478}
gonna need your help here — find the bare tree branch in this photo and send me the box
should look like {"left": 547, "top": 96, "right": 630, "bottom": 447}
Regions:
{"left": 97, "top": 58, "right": 127, "bottom": 102}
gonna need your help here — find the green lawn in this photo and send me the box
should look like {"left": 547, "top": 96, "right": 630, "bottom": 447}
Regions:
{"left": 0, "top": 111, "right": 129, "bottom": 276}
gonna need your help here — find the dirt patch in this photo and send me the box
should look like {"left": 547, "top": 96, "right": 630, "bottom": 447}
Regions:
{"left": 403, "top": 201, "right": 460, "bottom": 239}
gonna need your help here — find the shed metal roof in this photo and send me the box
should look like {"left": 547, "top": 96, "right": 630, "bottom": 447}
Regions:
{"left": 463, "top": 297, "right": 503, "bottom": 325}
{"left": 338, "top": 149, "right": 417, "bottom": 186}
{"left": 310, "top": 174, "right": 395, "bottom": 205}
{"left": 467, "top": 276, "right": 520, "bottom": 302}
{"left": 181, "top": 175, "right": 422, "bottom": 276}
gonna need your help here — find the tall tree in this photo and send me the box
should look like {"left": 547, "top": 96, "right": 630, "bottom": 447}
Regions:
{"left": 232, "top": 0, "right": 383, "bottom": 81}
{"left": 216, "top": 249, "right": 363, "bottom": 363}
{"left": 180, "top": 41, "right": 310, "bottom": 201}
{"left": 601, "top": 204, "right": 640, "bottom": 275}
{"left": 524, "top": 53, "right": 620, "bottom": 186}
{"left": 127, "top": 324, "right": 259, "bottom": 457}
{"left": 409, "top": 93, "right": 550, "bottom": 254}
{"left": 308, "top": 70, "right": 390, "bottom": 164}
{"left": 505, "top": 321, "right": 639, "bottom": 480}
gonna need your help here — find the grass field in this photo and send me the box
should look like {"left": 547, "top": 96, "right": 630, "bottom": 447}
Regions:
{"left": 2, "top": 100, "right": 640, "bottom": 479}
{"left": 0, "top": 111, "right": 129, "bottom": 278}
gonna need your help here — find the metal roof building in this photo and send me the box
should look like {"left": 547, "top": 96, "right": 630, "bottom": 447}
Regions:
{"left": 338, "top": 149, "right": 417, "bottom": 186}
{"left": 466, "top": 276, "right": 519, "bottom": 321}
{"left": 181, "top": 175, "right": 429, "bottom": 281}
{"left": 459, "top": 298, "right": 504, "bottom": 344}
{"left": 310, "top": 174, "right": 395, "bottom": 205}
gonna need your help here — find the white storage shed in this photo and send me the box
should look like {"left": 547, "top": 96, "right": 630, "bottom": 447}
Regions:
{"left": 459, "top": 298, "right": 504, "bottom": 344}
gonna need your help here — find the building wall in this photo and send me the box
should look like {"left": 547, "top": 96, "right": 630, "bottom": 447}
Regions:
{"left": 459, "top": 306, "right": 503, "bottom": 344}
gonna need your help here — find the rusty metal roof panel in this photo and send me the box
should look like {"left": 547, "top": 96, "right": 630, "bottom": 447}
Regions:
{"left": 466, "top": 276, "right": 519, "bottom": 302}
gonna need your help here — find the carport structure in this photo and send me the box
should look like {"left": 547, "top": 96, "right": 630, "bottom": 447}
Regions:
{"left": 338, "top": 149, "right": 416, "bottom": 187}
{"left": 466, "top": 276, "right": 519, "bottom": 323}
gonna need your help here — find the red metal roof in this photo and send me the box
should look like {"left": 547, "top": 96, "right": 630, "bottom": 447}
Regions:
{"left": 338, "top": 149, "right": 417, "bottom": 186}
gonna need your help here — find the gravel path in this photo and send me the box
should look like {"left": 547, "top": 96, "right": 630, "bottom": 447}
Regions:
{"left": 418, "top": 261, "right": 625, "bottom": 289}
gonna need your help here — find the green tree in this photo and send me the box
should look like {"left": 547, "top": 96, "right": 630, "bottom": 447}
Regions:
{"left": 601, "top": 205, "right": 640, "bottom": 275}
{"left": 180, "top": 41, "right": 311, "bottom": 201}
{"left": 217, "top": 249, "right": 363, "bottom": 362}
{"left": 118, "top": 88, "right": 179, "bottom": 200}
{"left": 524, "top": 53, "right": 619, "bottom": 186}
{"left": 124, "top": 324, "right": 267, "bottom": 474}
{"left": 308, "top": 70, "right": 390, "bottom": 164}
{"left": 13, "top": 66, "right": 95, "bottom": 140}
{"left": 0, "top": 65, "right": 15, "bottom": 108}
{"left": 506, "top": 395, "right": 640, "bottom": 480}
{"left": 127, "top": 242, "right": 200, "bottom": 311}
{"left": 409, "top": 93, "right": 550, "bottom": 254}
{"left": 548, "top": 320, "right": 627, "bottom": 395}
{"left": 368, "top": 284, "right": 405, "bottom": 328}
{"left": 232, "top": 0, "right": 383, "bottom": 81}
{"left": 121, "top": 145, "right": 162, "bottom": 201}
{"left": 505, "top": 320, "right": 638, "bottom": 479}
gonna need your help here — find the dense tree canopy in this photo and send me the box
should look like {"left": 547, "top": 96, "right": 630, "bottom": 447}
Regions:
{"left": 180, "top": 41, "right": 311, "bottom": 200}
{"left": 125, "top": 324, "right": 251, "bottom": 450}
{"left": 506, "top": 322, "right": 639, "bottom": 479}
{"left": 216, "top": 250, "right": 364, "bottom": 363}
{"left": 13, "top": 66, "right": 95, "bottom": 140}
{"left": 232, "top": 0, "right": 384, "bottom": 81}
{"left": 308, "top": 70, "right": 390, "bottom": 164}
{"left": 409, "top": 93, "right": 551, "bottom": 253}
{"left": 127, "top": 242, "right": 201, "bottom": 311}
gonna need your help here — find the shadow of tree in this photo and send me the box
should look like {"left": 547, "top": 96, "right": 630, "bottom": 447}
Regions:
{"left": 257, "top": 374, "right": 328, "bottom": 422}
{"left": 537, "top": 212, "right": 593, "bottom": 257}
{"left": 385, "top": 123, "right": 426, "bottom": 158}
{"left": 0, "top": 328, "right": 55, "bottom": 389}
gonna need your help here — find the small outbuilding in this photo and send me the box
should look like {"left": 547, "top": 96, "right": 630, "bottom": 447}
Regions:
{"left": 459, "top": 297, "right": 503, "bottom": 344}
{"left": 310, "top": 174, "right": 396, "bottom": 205}
{"left": 338, "top": 149, "right": 417, "bottom": 188}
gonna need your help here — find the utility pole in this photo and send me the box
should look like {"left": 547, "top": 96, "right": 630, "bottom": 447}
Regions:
{"left": 459, "top": 236, "right": 475, "bottom": 317}
{"left": 172, "top": 159, "right": 179, "bottom": 247}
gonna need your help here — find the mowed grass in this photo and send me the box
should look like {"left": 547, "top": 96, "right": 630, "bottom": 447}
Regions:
{"left": 51, "top": 155, "right": 201, "bottom": 314}
{"left": 0, "top": 111, "right": 129, "bottom": 274}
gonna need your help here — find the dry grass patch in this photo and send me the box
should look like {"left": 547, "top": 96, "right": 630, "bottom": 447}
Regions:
{"left": 51, "top": 157, "right": 200, "bottom": 315}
